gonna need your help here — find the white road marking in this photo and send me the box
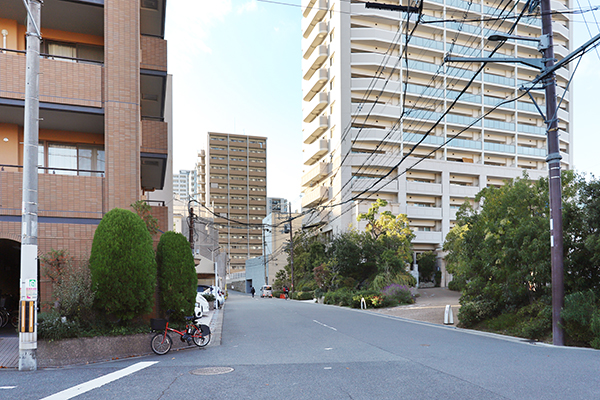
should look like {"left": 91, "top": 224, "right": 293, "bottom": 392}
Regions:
{"left": 324, "top": 348, "right": 333, "bottom": 350}
{"left": 313, "top": 319, "right": 337, "bottom": 331}
{"left": 40, "top": 361, "right": 158, "bottom": 400}
{"left": 324, "top": 367, "right": 332, "bottom": 370}
{"left": 0, "top": 386, "right": 16, "bottom": 389}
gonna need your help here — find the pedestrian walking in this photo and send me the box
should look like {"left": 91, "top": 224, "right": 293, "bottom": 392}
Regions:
{"left": 250, "top": 287, "right": 255, "bottom": 298}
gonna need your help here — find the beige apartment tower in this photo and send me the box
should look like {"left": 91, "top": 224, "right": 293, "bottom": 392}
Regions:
{"left": 300, "top": 0, "right": 572, "bottom": 283}
{"left": 205, "top": 133, "right": 268, "bottom": 272}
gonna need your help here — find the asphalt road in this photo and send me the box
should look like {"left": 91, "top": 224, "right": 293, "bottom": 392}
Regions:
{"left": 1, "top": 292, "right": 599, "bottom": 399}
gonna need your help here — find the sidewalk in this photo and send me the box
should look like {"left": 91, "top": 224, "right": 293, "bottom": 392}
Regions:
{"left": 0, "top": 306, "right": 224, "bottom": 369}
{"left": 372, "top": 287, "right": 462, "bottom": 325}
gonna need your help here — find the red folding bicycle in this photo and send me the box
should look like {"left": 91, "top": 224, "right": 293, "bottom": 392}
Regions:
{"left": 150, "top": 310, "right": 211, "bottom": 355}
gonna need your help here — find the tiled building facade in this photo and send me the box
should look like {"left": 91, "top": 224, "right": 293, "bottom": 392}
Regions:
{"left": 0, "top": 0, "right": 171, "bottom": 304}
{"left": 205, "top": 132, "right": 267, "bottom": 273}
{"left": 300, "top": 0, "right": 572, "bottom": 284}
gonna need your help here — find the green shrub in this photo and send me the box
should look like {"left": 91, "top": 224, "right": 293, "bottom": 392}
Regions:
{"left": 38, "top": 311, "right": 82, "bottom": 341}
{"left": 382, "top": 284, "right": 414, "bottom": 306}
{"left": 561, "top": 290, "right": 597, "bottom": 345}
{"left": 156, "top": 231, "right": 197, "bottom": 321}
{"left": 324, "top": 288, "right": 354, "bottom": 306}
{"left": 202, "top": 293, "right": 215, "bottom": 303}
{"left": 41, "top": 250, "right": 95, "bottom": 322}
{"left": 591, "top": 311, "right": 600, "bottom": 349}
{"left": 89, "top": 208, "right": 157, "bottom": 322}
{"left": 434, "top": 271, "right": 442, "bottom": 287}
{"left": 448, "top": 278, "right": 465, "bottom": 292}
{"left": 516, "top": 302, "right": 551, "bottom": 340}
{"left": 458, "top": 300, "right": 496, "bottom": 328}
{"left": 293, "top": 291, "right": 315, "bottom": 300}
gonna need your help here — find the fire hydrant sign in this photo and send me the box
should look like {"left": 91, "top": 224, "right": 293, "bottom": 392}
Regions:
{"left": 23, "top": 279, "right": 37, "bottom": 301}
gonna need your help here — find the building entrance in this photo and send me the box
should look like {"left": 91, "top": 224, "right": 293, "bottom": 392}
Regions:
{"left": 0, "top": 239, "right": 20, "bottom": 335}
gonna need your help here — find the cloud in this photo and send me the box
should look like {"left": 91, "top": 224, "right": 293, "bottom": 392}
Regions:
{"left": 237, "top": 0, "right": 258, "bottom": 14}
{"left": 166, "top": 0, "right": 233, "bottom": 54}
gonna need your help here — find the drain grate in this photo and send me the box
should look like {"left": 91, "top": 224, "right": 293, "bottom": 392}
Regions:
{"left": 190, "top": 367, "right": 234, "bottom": 376}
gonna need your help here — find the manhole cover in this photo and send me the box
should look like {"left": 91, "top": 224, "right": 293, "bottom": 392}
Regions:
{"left": 190, "top": 367, "right": 234, "bottom": 376}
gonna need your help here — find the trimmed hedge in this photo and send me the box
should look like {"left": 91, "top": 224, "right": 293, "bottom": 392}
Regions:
{"left": 156, "top": 231, "right": 197, "bottom": 321}
{"left": 89, "top": 208, "right": 157, "bottom": 321}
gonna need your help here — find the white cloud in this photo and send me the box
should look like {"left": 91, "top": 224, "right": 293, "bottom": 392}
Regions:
{"left": 237, "top": 0, "right": 258, "bottom": 14}
{"left": 166, "top": 0, "right": 232, "bottom": 54}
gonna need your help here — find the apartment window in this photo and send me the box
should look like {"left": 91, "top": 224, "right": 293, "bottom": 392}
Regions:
{"left": 41, "top": 143, "right": 104, "bottom": 176}
{"left": 249, "top": 167, "right": 265, "bottom": 172}
{"left": 43, "top": 40, "right": 104, "bottom": 63}
{"left": 249, "top": 149, "right": 265, "bottom": 154}
{"left": 231, "top": 148, "right": 245, "bottom": 152}
{"left": 231, "top": 157, "right": 246, "bottom": 162}
{"left": 211, "top": 156, "right": 225, "bottom": 160}
{"left": 250, "top": 178, "right": 265, "bottom": 182}
{"left": 250, "top": 158, "right": 264, "bottom": 163}
{"left": 211, "top": 146, "right": 226, "bottom": 151}
{"left": 211, "top": 136, "right": 226, "bottom": 141}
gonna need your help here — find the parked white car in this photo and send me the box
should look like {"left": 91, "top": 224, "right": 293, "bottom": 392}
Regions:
{"left": 203, "top": 286, "right": 225, "bottom": 308}
{"left": 195, "top": 293, "right": 210, "bottom": 317}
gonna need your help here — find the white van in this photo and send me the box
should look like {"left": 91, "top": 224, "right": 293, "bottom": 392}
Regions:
{"left": 260, "top": 285, "right": 273, "bottom": 298}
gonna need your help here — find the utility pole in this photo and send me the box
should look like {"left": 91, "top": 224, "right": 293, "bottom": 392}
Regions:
{"left": 540, "top": 0, "right": 564, "bottom": 346}
{"left": 188, "top": 205, "right": 195, "bottom": 252}
{"left": 19, "top": 0, "right": 42, "bottom": 371}
{"left": 443, "top": 0, "right": 599, "bottom": 345}
{"left": 288, "top": 207, "right": 294, "bottom": 293}
{"left": 262, "top": 227, "right": 268, "bottom": 285}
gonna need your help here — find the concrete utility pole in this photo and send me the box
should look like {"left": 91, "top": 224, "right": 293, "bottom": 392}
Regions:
{"left": 188, "top": 205, "right": 195, "bottom": 251}
{"left": 19, "top": 0, "right": 42, "bottom": 371}
{"left": 288, "top": 208, "right": 294, "bottom": 293}
{"left": 539, "top": 0, "right": 564, "bottom": 347}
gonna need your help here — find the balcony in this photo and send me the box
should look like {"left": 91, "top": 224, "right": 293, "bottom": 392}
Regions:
{"left": 352, "top": 77, "right": 401, "bottom": 97}
{"left": 303, "top": 45, "right": 328, "bottom": 80}
{"left": 0, "top": 52, "right": 103, "bottom": 109}
{"left": 351, "top": 103, "right": 401, "bottom": 122}
{"left": 303, "top": 22, "right": 328, "bottom": 60}
{"left": 350, "top": 127, "right": 402, "bottom": 145}
{"left": 351, "top": 53, "right": 398, "bottom": 73}
{"left": 0, "top": 169, "right": 104, "bottom": 219}
{"left": 412, "top": 230, "right": 443, "bottom": 244}
{"left": 303, "top": 115, "right": 329, "bottom": 144}
{"left": 141, "top": 36, "right": 167, "bottom": 71}
{"left": 303, "top": 139, "right": 329, "bottom": 165}
{"left": 407, "top": 205, "right": 442, "bottom": 219}
{"left": 303, "top": 92, "right": 328, "bottom": 123}
{"left": 406, "top": 181, "right": 442, "bottom": 195}
{"left": 141, "top": 120, "right": 168, "bottom": 154}
{"left": 303, "top": 67, "right": 329, "bottom": 102}
{"left": 302, "top": 0, "right": 318, "bottom": 17}
{"left": 449, "top": 184, "right": 481, "bottom": 197}
{"left": 301, "top": 185, "right": 330, "bottom": 208}
{"left": 351, "top": 177, "right": 398, "bottom": 193}
{"left": 351, "top": 27, "right": 400, "bottom": 50}
{"left": 302, "top": 162, "right": 330, "bottom": 187}
{"left": 302, "top": 0, "right": 327, "bottom": 38}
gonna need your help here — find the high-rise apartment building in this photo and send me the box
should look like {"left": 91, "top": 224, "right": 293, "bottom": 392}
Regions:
{"left": 300, "top": 0, "right": 572, "bottom": 280}
{"left": 173, "top": 170, "right": 195, "bottom": 201}
{"left": 205, "top": 132, "right": 268, "bottom": 272}
{"left": 0, "top": 0, "right": 171, "bottom": 303}
{"left": 267, "top": 197, "right": 290, "bottom": 214}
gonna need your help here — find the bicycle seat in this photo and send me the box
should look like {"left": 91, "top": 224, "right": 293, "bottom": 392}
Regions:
{"left": 185, "top": 315, "right": 203, "bottom": 321}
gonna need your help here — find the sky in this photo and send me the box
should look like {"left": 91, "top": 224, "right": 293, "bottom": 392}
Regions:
{"left": 165, "top": 0, "right": 600, "bottom": 211}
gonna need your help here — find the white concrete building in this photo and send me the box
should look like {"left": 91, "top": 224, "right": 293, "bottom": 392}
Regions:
{"left": 300, "top": 0, "right": 573, "bottom": 283}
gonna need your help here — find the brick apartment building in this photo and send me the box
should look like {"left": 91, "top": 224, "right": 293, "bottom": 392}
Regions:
{"left": 0, "top": 0, "right": 172, "bottom": 305}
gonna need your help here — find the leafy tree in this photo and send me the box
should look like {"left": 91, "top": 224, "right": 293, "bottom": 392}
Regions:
{"left": 357, "top": 199, "right": 414, "bottom": 289}
{"left": 41, "top": 249, "right": 95, "bottom": 321}
{"left": 89, "top": 208, "right": 157, "bottom": 321}
{"left": 444, "top": 171, "right": 600, "bottom": 335}
{"left": 131, "top": 200, "right": 160, "bottom": 235}
{"left": 417, "top": 251, "right": 437, "bottom": 282}
{"left": 156, "top": 231, "right": 197, "bottom": 321}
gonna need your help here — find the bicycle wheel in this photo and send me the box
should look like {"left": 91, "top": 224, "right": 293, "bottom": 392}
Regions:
{"left": 0, "top": 310, "right": 7, "bottom": 328}
{"left": 191, "top": 326, "right": 211, "bottom": 347}
{"left": 151, "top": 332, "right": 172, "bottom": 355}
